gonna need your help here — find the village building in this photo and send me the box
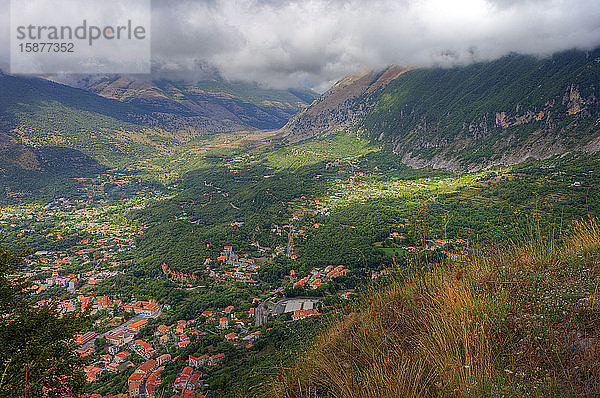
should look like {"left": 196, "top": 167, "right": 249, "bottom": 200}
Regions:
{"left": 219, "top": 317, "right": 229, "bottom": 329}
{"left": 126, "top": 319, "right": 148, "bottom": 334}
{"left": 134, "top": 339, "right": 155, "bottom": 357}
{"left": 189, "top": 354, "right": 209, "bottom": 367}
{"left": 292, "top": 309, "right": 320, "bottom": 321}
{"left": 114, "top": 351, "right": 131, "bottom": 363}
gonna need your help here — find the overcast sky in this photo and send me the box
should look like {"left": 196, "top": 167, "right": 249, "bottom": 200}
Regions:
{"left": 1, "top": 0, "right": 599, "bottom": 91}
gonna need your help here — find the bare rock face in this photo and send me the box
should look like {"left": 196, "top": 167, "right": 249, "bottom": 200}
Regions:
{"left": 161, "top": 262, "right": 199, "bottom": 284}
{"left": 392, "top": 81, "right": 599, "bottom": 171}
{"left": 280, "top": 66, "right": 411, "bottom": 143}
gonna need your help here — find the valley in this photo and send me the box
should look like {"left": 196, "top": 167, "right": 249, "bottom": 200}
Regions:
{"left": 1, "top": 47, "right": 600, "bottom": 398}
{"left": 4, "top": 124, "right": 600, "bottom": 396}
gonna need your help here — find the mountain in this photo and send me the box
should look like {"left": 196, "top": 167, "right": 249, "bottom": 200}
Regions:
{"left": 280, "top": 65, "right": 411, "bottom": 143}
{"left": 281, "top": 49, "right": 600, "bottom": 171}
{"left": 67, "top": 75, "right": 318, "bottom": 131}
{"left": 0, "top": 72, "right": 316, "bottom": 198}
{"left": 0, "top": 133, "right": 107, "bottom": 200}
{"left": 0, "top": 73, "right": 317, "bottom": 167}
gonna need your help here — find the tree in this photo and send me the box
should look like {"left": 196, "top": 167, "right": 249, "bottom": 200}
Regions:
{"left": 94, "top": 337, "right": 107, "bottom": 352}
{"left": 0, "top": 245, "right": 87, "bottom": 397}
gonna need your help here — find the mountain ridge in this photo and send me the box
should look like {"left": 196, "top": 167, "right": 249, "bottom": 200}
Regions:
{"left": 0, "top": 72, "right": 318, "bottom": 167}
{"left": 280, "top": 65, "right": 411, "bottom": 143}
{"left": 280, "top": 49, "right": 600, "bottom": 171}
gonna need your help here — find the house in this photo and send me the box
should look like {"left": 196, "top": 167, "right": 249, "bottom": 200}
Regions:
{"left": 225, "top": 332, "right": 237, "bottom": 341}
{"left": 173, "top": 366, "right": 193, "bottom": 390}
{"left": 114, "top": 351, "right": 131, "bottom": 363}
{"left": 242, "top": 330, "right": 261, "bottom": 343}
{"left": 106, "top": 362, "right": 120, "bottom": 373}
{"left": 145, "top": 367, "right": 164, "bottom": 398}
{"left": 292, "top": 309, "right": 320, "bottom": 321}
{"left": 99, "top": 354, "right": 112, "bottom": 364}
{"left": 108, "top": 345, "right": 120, "bottom": 355}
{"left": 209, "top": 353, "right": 225, "bottom": 366}
{"left": 293, "top": 276, "right": 309, "bottom": 288}
{"left": 126, "top": 319, "right": 148, "bottom": 334}
{"left": 134, "top": 339, "right": 155, "bottom": 357}
{"left": 146, "top": 374, "right": 158, "bottom": 398}
{"left": 78, "top": 296, "right": 93, "bottom": 310}
{"left": 96, "top": 296, "right": 109, "bottom": 310}
{"left": 310, "top": 278, "right": 323, "bottom": 288}
{"left": 189, "top": 354, "right": 209, "bottom": 367}
{"left": 105, "top": 332, "right": 125, "bottom": 346}
{"left": 156, "top": 353, "right": 171, "bottom": 366}
{"left": 124, "top": 300, "right": 160, "bottom": 317}
{"left": 134, "top": 359, "right": 158, "bottom": 377}
{"left": 248, "top": 308, "right": 255, "bottom": 317}
{"left": 187, "top": 372, "right": 202, "bottom": 389}
{"left": 75, "top": 331, "right": 96, "bottom": 345}
{"left": 219, "top": 317, "right": 229, "bottom": 329}
{"left": 156, "top": 324, "right": 169, "bottom": 335}
{"left": 177, "top": 334, "right": 190, "bottom": 348}
{"left": 123, "top": 332, "right": 134, "bottom": 344}
{"left": 85, "top": 366, "right": 103, "bottom": 382}
{"left": 159, "top": 334, "right": 169, "bottom": 344}
{"left": 128, "top": 372, "right": 144, "bottom": 397}
{"left": 174, "top": 323, "right": 185, "bottom": 334}
{"left": 223, "top": 305, "right": 234, "bottom": 314}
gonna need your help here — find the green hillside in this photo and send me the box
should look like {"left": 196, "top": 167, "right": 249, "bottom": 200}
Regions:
{"left": 281, "top": 49, "right": 600, "bottom": 170}
{"left": 361, "top": 49, "right": 600, "bottom": 169}
{"left": 0, "top": 74, "right": 163, "bottom": 165}
{"left": 0, "top": 73, "right": 317, "bottom": 168}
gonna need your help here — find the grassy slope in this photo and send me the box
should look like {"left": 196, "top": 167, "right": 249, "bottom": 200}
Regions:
{"left": 262, "top": 130, "right": 375, "bottom": 170}
{"left": 361, "top": 49, "right": 600, "bottom": 167}
{"left": 0, "top": 74, "right": 317, "bottom": 169}
{"left": 275, "top": 218, "right": 600, "bottom": 398}
{"left": 0, "top": 74, "right": 160, "bottom": 166}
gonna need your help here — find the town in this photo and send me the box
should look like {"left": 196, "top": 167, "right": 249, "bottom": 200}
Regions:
{"left": 2, "top": 158, "right": 474, "bottom": 397}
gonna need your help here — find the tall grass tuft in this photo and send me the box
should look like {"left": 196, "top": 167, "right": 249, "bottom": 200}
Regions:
{"left": 274, "top": 218, "right": 600, "bottom": 398}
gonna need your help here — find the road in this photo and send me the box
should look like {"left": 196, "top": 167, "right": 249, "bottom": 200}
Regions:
{"left": 254, "top": 301, "right": 264, "bottom": 327}
{"left": 254, "top": 300, "right": 269, "bottom": 327}
{"left": 285, "top": 226, "right": 294, "bottom": 257}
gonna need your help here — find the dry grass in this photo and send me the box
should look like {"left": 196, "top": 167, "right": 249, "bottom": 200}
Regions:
{"left": 273, "top": 218, "right": 600, "bottom": 398}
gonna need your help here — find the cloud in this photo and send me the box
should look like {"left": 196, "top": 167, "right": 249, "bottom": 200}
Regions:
{"left": 1, "top": 0, "right": 600, "bottom": 90}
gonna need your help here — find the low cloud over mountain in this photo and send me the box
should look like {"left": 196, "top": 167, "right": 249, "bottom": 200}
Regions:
{"left": 1, "top": 0, "right": 599, "bottom": 91}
